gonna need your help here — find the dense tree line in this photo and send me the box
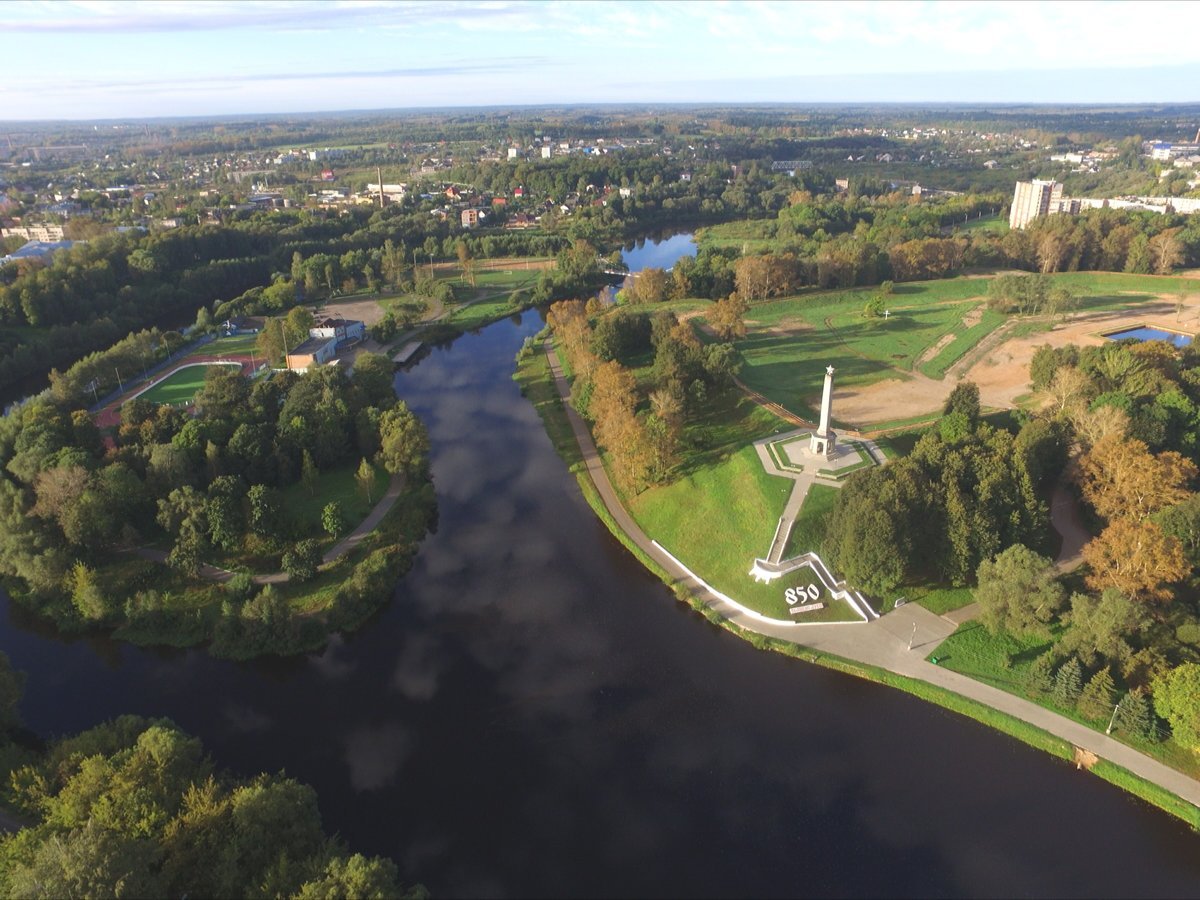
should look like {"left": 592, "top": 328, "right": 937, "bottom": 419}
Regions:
{"left": 0, "top": 662, "right": 423, "bottom": 899}
{"left": 0, "top": 354, "right": 431, "bottom": 655}
{"left": 891, "top": 337, "right": 1200, "bottom": 754}
{"left": 547, "top": 297, "right": 742, "bottom": 492}
{"left": 823, "top": 387, "right": 1057, "bottom": 593}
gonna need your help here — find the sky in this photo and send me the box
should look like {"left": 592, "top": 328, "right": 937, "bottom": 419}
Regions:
{"left": 5, "top": 0, "right": 1200, "bottom": 120}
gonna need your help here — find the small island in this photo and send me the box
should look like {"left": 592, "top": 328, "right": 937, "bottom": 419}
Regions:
{"left": 0, "top": 338, "right": 435, "bottom": 659}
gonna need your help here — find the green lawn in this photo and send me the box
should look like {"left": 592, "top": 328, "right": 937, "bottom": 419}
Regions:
{"left": 782, "top": 483, "right": 839, "bottom": 559}
{"left": 918, "top": 307, "right": 1007, "bottom": 379}
{"left": 138, "top": 364, "right": 233, "bottom": 406}
{"left": 905, "top": 584, "right": 976, "bottom": 614}
{"left": 930, "top": 621, "right": 1053, "bottom": 691}
{"left": 448, "top": 297, "right": 525, "bottom": 331}
{"left": 201, "top": 333, "right": 260, "bottom": 356}
{"left": 737, "top": 298, "right": 979, "bottom": 418}
{"left": 631, "top": 446, "right": 787, "bottom": 592}
{"left": 279, "top": 460, "right": 384, "bottom": 539}
{"left": 736, "top": 271, "right": 1194, "bottom": 423}
{"left": 948, "top": 214, "right": 1009, "bottom": 235}
{"left": 628, "top": 443, "right": 857, "bottom": 621}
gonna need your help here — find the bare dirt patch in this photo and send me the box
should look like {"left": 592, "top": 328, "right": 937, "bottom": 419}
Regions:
{"left": 317, "top": 297, "right": 387, "bottom": 327}
{"left": 829, "top": 294, "right": 1200, "bottom": 428}
{"left": 916, "top": 332, "right": 956, "bottom": 368}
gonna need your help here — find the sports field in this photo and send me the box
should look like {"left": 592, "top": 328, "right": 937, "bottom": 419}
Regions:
{"left": 138, "top": 363, "right": 235, "bottom": 406}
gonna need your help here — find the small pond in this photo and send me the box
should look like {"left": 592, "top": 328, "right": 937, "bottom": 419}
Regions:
{"left": 1105, "top": 326, "right": 1194, "bottom": 348}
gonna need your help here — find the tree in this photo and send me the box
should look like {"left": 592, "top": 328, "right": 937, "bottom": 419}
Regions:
{"left": 351, "top": 353, "right": 396, "bottom": 410}
{"left": 355, "top": 458, "right": 377, "bottom": 504}
{"left": 975, "top": 545, "right": 1065, "bottom": 637}
{"left": 1022, "top": 652, "right": 1056, "bottom": 697}
{"left": 942, "top": 380, "right": 981, "bottom": 425}
{"left": 1148, "top": 228, "right": 1185, "bottom": 275}
{"left": 1058, "top": 588, "right": 1147, "bottom": 668}
{"left": 1077, "top": 435, "right": 1196, "bottom": 522}
{"left": 70, "top": 561, "right": 108, "bottom": 621}
{"left": 282, "top": 539, "right": 322, "bottom": 582}
{"left": 455, "top": 239, "right": 476, "bottom": 287}
{"left": 1051, "top": 656, "right": 1083, "bottom": 709}
{"left": 627, "top": 267, "right": 669, "bottom": 304}
{"left": 284, "top": 306, "right": 315, "bottom": 349}
{"left": 322, "top": 501, "right": 347, "bottom": 538}
{"left": 295, "top": 854, "right": 411, "bottom": 900}
{"left": 1082, "top": 517, "right": 1188, "bottom": 603}
{"left": 1077, "top": 667, "right": 1116, "bottom": 720}
{"left": 1045, "top": 365, "right": 1093, "bottom": 420}
{"left": 376, "top": 402, "right": 428, "bottom": 478}
{"left": 1113, "top": 688, "right": 1156, "bottom": 741}
{"left": 708, "top": 293, "right": 748, "bottom": 341}
{"left": 1152, "top": 663, "right": 1200, "bottom": 753}
{"left": 1153, "top": 494, "right": 1200, "bottom": 564}
{"left": 301, "top": 450, "right": 319, "bottom": 497}
{"left": 247, "top": 484, "right": 282, "bottom": 539}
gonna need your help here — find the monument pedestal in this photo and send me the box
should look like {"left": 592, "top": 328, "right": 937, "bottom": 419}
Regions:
{"left": 809, "top": 429, "right": 836, "bottom": 459}
{"left": 808, "top": 364, "right": 838, "bottom": 460}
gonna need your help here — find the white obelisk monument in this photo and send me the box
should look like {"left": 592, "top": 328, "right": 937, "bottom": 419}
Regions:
{"left": 809, "top": 365, "right": 837, "bottom": 459}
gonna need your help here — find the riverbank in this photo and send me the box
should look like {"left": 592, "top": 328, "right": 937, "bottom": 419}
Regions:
{"left": 518, "top": 337, "right": 1200, "bottom": 829}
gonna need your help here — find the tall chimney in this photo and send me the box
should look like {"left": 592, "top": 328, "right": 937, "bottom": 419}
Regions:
{"left": 377, "top": 167, "right": 384, "bottom": 208}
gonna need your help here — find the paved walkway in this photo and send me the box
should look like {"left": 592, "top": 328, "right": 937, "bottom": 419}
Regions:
{"left": 1050, "top": 480, "right": 1091, "bottom": 572}
{"left": 130, "top": 473, "right": 405, "bottom": 586}
{"left": 543, "top": 340, "right": 1200, "bottom": 812}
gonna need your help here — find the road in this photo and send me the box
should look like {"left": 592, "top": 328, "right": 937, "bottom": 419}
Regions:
{"left": 544, "top": 341, "right": 1200, "bottom": 811}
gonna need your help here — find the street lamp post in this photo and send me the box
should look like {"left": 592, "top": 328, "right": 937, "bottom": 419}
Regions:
{"left": 1106, "top": 699, "right": 1122, "bottom": 735}
{"left": 907, "top": 620, "right": 918, "bottom": 651}
{"left": 114, "top": 367, "right": 124, "bottom": 393}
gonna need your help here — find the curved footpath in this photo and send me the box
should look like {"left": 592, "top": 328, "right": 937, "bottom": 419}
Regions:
{"left": 130, "top": 473, "right": 405, "bottom": 586}
{"left": 544, "top": 342, "right": 1200, "bottom": 811}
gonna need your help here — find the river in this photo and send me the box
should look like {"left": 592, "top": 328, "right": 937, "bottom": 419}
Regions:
{"left": 1, "top": 235, "right": 1199, "bottom": 896}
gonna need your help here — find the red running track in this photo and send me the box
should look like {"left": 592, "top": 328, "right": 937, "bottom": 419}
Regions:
{"left": 92, "top": 353, "right": 259, "bottom": 430}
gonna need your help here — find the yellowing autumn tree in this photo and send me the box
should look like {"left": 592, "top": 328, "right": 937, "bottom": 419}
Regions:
{"left": 1082, "top": 517, "right": 1188, "bottom": 603}
{"left": 708, "top": 293, "right": 748, "bottom": 341}
{"left": 1077, "top": 435, "right": 1196, "bottom": 522}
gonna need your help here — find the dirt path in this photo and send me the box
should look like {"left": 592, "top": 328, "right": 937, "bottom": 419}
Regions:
{"left": 816, "top": 291, "right": 1200, "bottom": 428}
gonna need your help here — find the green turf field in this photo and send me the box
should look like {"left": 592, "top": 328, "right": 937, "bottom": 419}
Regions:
{"left": 138, "top": 363, "right": 235, "bottom": 406}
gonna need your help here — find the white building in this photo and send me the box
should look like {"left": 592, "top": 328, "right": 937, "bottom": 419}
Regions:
{"left": 1009, "top": 180, "right": 1066, "bottom": 229}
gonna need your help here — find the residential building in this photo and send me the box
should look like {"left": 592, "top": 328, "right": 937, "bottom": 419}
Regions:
{"left": 461, "top": 208, "right": 485, "bottom": 228}
{"left": 1, "top": 223, "right": 65, "bottom": 241}
{"left": 1009, "top": 179, "right": 1064, "bottom": 229}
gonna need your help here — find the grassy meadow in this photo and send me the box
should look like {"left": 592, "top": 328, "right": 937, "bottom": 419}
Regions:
{"left": 733, "top": 271, "right": 1195, "bottom": 421}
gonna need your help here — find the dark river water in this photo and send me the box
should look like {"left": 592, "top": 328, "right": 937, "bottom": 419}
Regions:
{"left": 1, "top": 237, "right": 1199, "bottom": 897}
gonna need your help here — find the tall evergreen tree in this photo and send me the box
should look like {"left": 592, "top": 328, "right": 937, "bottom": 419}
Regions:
{"left": 1051, "top": 656, "right": 1084, "bottom": 710}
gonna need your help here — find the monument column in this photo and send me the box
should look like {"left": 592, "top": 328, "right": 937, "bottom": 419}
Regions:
{"left": 809, "top": 365, "right": 837, "bottom": 459}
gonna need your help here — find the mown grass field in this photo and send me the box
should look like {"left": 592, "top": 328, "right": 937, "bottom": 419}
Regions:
{"left": 735, "top": 271, "right": 1194, "bottom": 420}
{"left": 947, "top": 214, "right": 1009, "bottom": 235}
{"left": 782, "top": 483, "right": 839, "bottom": 559}
{"left": 139, "top": 364, "right": 227, "bottom": 406}
{"left": 200, "top": 333, "right": 260, "bottom": 356}
{"left": 629, "top": 443, "right": 859, "bottom": 620}
{"left": 278, "top": 459, "right": 384, "bottom": 539}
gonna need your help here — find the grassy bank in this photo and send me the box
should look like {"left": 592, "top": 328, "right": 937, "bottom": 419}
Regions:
{"left": 518, "top": 332, "right": 1200, "bottom": 830}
